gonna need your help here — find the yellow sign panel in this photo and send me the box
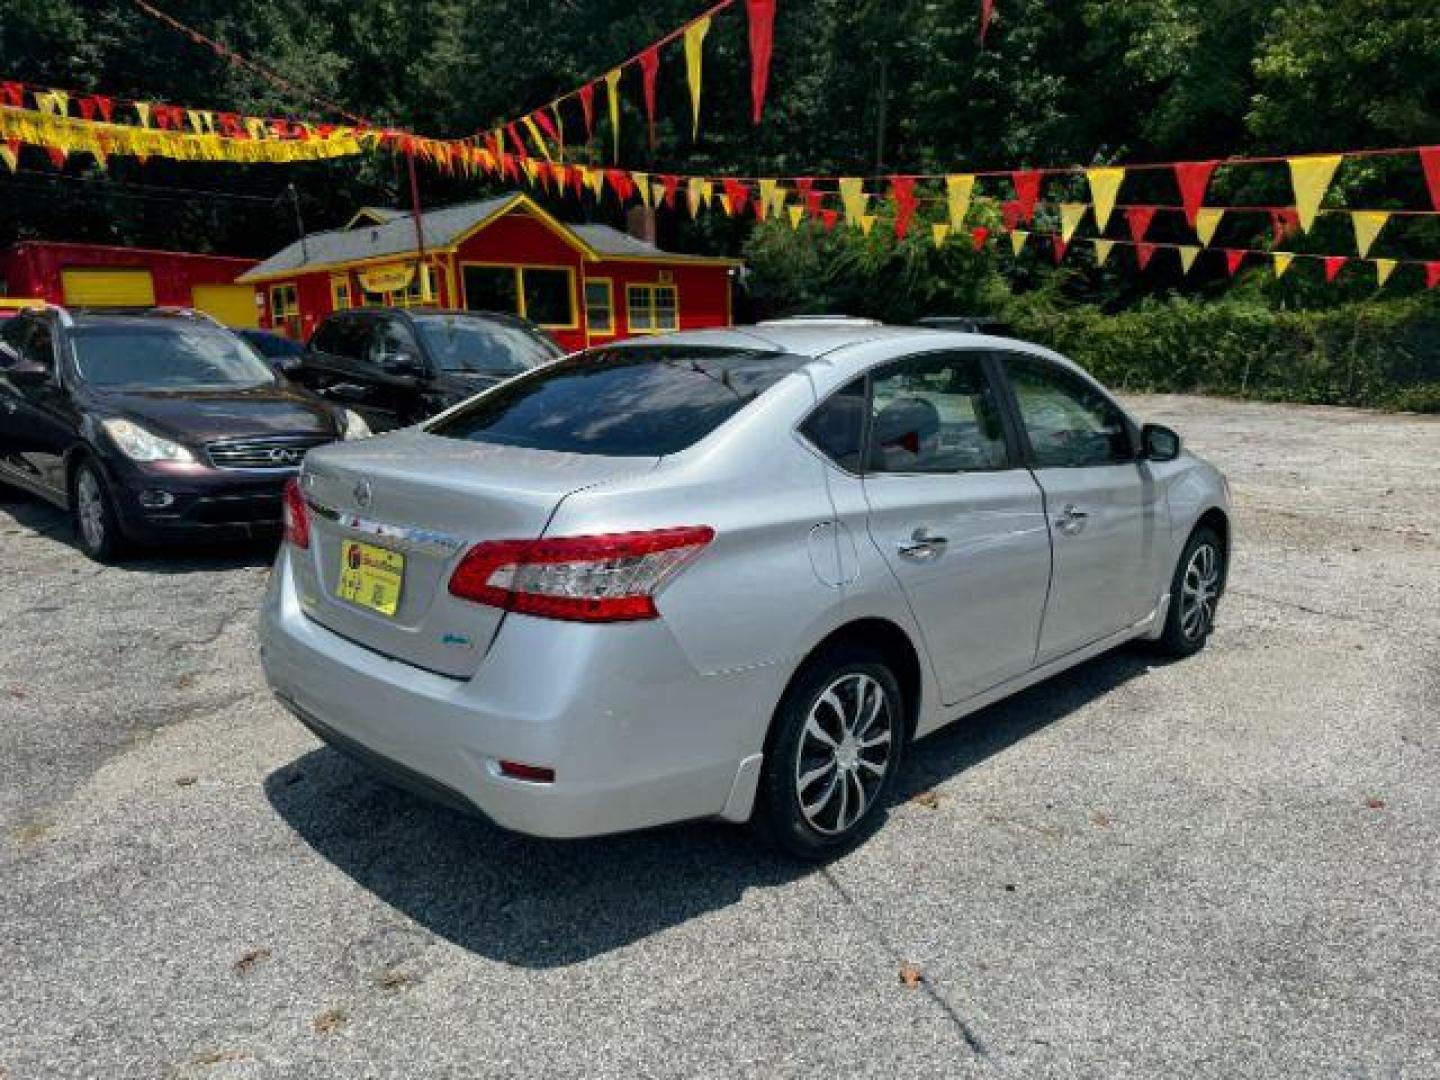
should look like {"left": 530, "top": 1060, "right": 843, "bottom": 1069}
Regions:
{"left": 61, "top": 268, "right": 155, "bottom": 307}
{"left": 358, "top": 264, "right": 416, "bottom": 295}
{"left": 337, "top": 540, "right": 405, "bottom": 617}
{"left": 191, "top": 284, "right": 259, "bottom": 328}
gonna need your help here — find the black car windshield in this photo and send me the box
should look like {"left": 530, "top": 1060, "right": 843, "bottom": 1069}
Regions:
{"left": 427, "top": 346, "right": 805, "bottom": 456}
{"left": 412, "top": 313, "right": 561, "bottom": 375}
{"left": 71, "top": 324, "right": 277, "bottom": 390}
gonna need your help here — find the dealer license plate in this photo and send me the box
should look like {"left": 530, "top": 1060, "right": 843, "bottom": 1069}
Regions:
{"left": 336, "top": 540, "right": 405, "bottom": 616}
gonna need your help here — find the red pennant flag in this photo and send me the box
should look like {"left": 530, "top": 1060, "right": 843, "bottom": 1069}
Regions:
{"left": 1223, "top": 249, "right": 1246, "bottom": 277}
{"left": 606, "top": 168, "right": 636, "bottom": 203}
{"left": 890, "top": 176, "right": 918, "bottom": 240}
{"left": 660, "top": 174, "right": 681, "bottom": 209}
{"left": 95, "top": 95, "right": 114, "bottom": 123}
{"left": 1174, "top": 160, "right": 1218, "bottom": 228}
{"left": 804, "top": 191, "right": 824, "bottom": 219}
{"left": 533, "top": 109, "right": 560, "bottom": 144}
{"left": 1010, "top": 170, "right": 1043, "bottom": 223}
{"left": 639, "top": 46, "right": 661, "bottom": 148}
{"left": 0, "top": 82, "right": 22, "bottom": 108}
{"left": 746, "top": 0, "right": 777, "bottom": 125}
{"left": 570, "top": 164, "right": 585, "bottom": 198}
{"left": 980, "top": 0, "right": 995, "bottom": 44}
{"left": 1420, "top": 147, "right": 1440, "bottom": 212}
{"left": 971, "top": 226, "right": 989, "bottom": 250}
{"left": 46, "top": 146, "right": 67, "bottom": 169}
{"left": 507, "top": 121, "right": 529, "bottom": 160}
{"left": 1323, "top": 256, "right": 1346, "bottom": 283}
{"left": 78, "top": 97, "right": 97, "bottom": 122}
{"left": 1269, "top": 208, "right": 1299, "bottom": 246}
{"left": 820, "top": 209, "right": 839, "bottom": 231}
{"left": 1125, "top": 206, "right": 1157, "bottom": 244}
{"left": 1002, "top": 200, "right": 1024, "bottom": 232}
{"left": 1052, "top": 237, "right": 1068, "bottom": 264}
{"left": 578, "top": 83, "right": 596, "bottom": 141}
{"left": 1425, "top": 262, "right": 1440, "bottom": 289}
{"left": 723, "top": 177, "right": 752, "bottom": 216}
{"left": 1135, "top": 242, "right": 1156, "bottom": 270}
{"left": 794, "top": 177, "right": 816, "bottom": 213}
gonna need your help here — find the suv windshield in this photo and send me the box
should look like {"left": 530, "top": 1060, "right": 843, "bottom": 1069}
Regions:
{"left": 412, "top": 313, "right": 561, "bottom": 375}
{"left": 71, "top": 324, "right": 277, "bottom": 391}
{"left": 427, "top": 346, "right": 804, "bottom": 456}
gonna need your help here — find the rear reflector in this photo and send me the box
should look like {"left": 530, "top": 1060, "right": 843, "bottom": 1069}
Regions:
{"left": 448, "top": 526, "right": 715, "bottom": 622}
{"left": 498, "top": 760, "right": 556, "bottom": 784}
{"left": 282, "top": 478, "right": 310, "bottom": 549}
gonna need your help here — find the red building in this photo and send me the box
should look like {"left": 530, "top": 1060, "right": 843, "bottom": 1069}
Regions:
{"left": 0, "top": 241, "right": 259, "bottom": 325}
{"left": 238, "top": 192, "right": 739, "bottom": 350}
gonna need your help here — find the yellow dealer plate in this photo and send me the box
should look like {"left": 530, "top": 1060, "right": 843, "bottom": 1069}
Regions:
{"left": 337, "top": 540, "right": 405, "bottom": 617}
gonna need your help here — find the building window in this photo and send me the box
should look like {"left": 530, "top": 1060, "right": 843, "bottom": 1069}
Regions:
{"left": 462, "top": 264, "right": 575, "bottom": 329}
{"left": 626, "top": 283, "right": 679, "bottom": 334}
{"left": 584, "top": 279, "right": 614, "bottom": 335}
{"left": 462, "top": 266, "right": 519, "bottom": 315}
{"left": 330, "top": 274, "right": 352, "bottom": 311}
{"left": 269, "top": 283, "right": 300, "bottom": 337}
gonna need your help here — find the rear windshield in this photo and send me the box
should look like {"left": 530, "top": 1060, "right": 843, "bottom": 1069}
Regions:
{"left": 427, "top": 346, "right": 803, "bottom": 456}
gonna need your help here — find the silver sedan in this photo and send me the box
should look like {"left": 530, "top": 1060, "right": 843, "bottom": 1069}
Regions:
{"left": 259, "top": 321, "right": 1231, "bottom": 859}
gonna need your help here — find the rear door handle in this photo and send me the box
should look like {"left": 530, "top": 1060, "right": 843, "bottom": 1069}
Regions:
{"left": 1055, "top": 504, "right": 1088, "bottom": 535}
{"left": 897, "top": 528, "right": 948, "bottom": 561}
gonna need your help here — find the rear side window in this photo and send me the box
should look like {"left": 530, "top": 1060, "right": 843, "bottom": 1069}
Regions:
{"left": 800, "top": 378, "right": 866, "bottom": 471}
{"left": 428, "top": 346, "right": 803, "bottom": 456}
{"left": 311, "top": 316, "right": 369, "bottom": 360}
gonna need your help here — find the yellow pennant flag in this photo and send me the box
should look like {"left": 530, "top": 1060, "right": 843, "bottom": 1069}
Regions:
{"left": 1085, "top": 167, "right": 1125, "bottom": 232}
{"left": 586, "top": 165, "right": 606, "bottom": 198}
{"left": 1288, "top": 154, "right": 1343, "bottom": 233}
{"left": 521, "top": 157, "right": 540, "bottom": 184}
{"left": 859, "top": 214, "right": 877, "bottom": 236}
{"left": 1351, "top": 211, "right": 1390, "bottom": 258}
{"left": 1093, "top": 239, "right": 1115, "bottom": 266}
{"left": 187, "top": 110, "right": 205, "bottom": 134}
{"left": 1195, "top": 208, "right": 1224, "bottom": 246}
{"left": 522, "top": 115, "right": 554, "bottom": 162}
{"left": 945, "top": 174, "right": 975, "bottom": 230}
{"left": 633, "top": 171, "right": 652, "bottom": 208}
{"left": 758, "top": 178, "right": 779, "bottom": 221}
{"left": 838, "top": 178, "right": 869, "bottom": 225}
{"left": 788, "top": 204, "right": 805, "bottom": 229}
{"left": 35, "top": 90, "right": 69, "bottom": 116}
{"left": 1010, "top": 230, "right": 1029, "bottom": 256}
{"left": 687, "top": 176, "right": 705, "bottom": 217}
{"left": 0, "top": 143, "right": 17, "bottom": 173}
{"left": 604, "top": 68, "right": 623, "bottom": 161}
{"left": 1273, "top": 253, "right": 1295, "bottom": 279}
{"left": 683, "top": 17, "right": 711, "bottom": 140}
{"left": 1374, "top": 258, "right": 1397, "bottom": 287}
{"left": 1059, "top": 203, "right": 1087, "bottom": 243}
{"left": 135, "top": 102, "right": 154, "bottom": 128}
{"left": 931, "top": 223, "right": 951, "bottom": 249}
{"left": 1178, "top": 245, "right": 1200, "bottom": 274}
{"left": 245, "top": 116, "right": 267, "bottom": 140}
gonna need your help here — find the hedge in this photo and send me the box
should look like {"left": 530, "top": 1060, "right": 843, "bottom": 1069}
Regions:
{"left": 1008, "top": 297, "right": 1440, "bottom": 413}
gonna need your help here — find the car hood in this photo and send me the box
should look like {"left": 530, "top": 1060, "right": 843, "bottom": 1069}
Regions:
{"left": 92, "top": 384, "right": 341, "bottom": 446}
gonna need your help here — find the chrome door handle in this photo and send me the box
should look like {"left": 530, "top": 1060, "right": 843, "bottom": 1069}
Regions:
{"left": 1055, "top": 504, "right": 1088, "bottom": 535}
{"left": 897, "top": 528, "right": 948, "bottom": 561}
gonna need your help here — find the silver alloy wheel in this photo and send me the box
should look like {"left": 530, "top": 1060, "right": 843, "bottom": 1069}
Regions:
{"left": 1180, "top": 542, "right": 1220, "bottom": 641}
{"left": 76, "top": 468, "right": 106, "bottom": 552}
{"left": 794, "top": 672, "right": 894, "bottom": 836}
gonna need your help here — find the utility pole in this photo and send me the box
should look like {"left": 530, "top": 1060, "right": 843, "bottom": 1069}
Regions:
{"left": 406, "top": 149, "right": 430, "bottom": 302}
{"left": 874, "top": 57, "right": 888, "bottom": 176}
{"left": 284, "top": 182, "right": 308, "bottom": 263}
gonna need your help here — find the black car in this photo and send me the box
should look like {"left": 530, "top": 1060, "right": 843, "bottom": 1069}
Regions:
{"left": 291, "top": 307, "right": 563, "bottom": 431}
{"left": 0, "top": 307, "right": 366, "bottom": 561}
{"left": 238, "top": 327, "right": 306, "bottom": 376}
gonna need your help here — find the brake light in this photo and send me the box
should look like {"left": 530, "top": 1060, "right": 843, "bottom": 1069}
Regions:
{"left": 282, "top": 478, "right": 310, "bottom": 549}
{"left": 448, "top": 526, "right": 715, "bottom": 622}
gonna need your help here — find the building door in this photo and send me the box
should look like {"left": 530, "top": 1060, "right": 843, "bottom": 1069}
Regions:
{"left": 60, "top": 268, "right": 156, "bottom": 308}
{"left": 191, "top": 284, "right": 259, "bottom": 328}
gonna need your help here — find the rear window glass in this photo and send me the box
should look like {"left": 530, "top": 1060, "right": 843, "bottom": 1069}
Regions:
{"left": 427, "top": 346, "right": 803, "bottom": 456}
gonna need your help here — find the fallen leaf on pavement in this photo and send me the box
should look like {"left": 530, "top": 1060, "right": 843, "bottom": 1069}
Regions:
{"left": 233, "top": 947, "right": 272, "bottom": 975}
{"left": 1364, "top": 796, "right": 1386, "bottom": 810}
{"left": 912, "top": 791, "right": 942, "bottom": 809}
{"left": 313, "top": 1008, "right": 349, "bottom": 1036}
{"left": 378, "top": 969, "right": 416, "bottom": 992}
{"left": 1091, "top": 810, "right": 1114, "bottom": 827}
{"left": 899, "top": 962, "right": 925, "bottom": 988}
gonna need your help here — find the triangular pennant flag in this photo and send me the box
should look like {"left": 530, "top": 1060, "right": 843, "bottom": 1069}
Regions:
{"left": 586, "top": 164, "right": 606, "bottom": 198}
{"left": 45, "top": 145, "right": 67, "bottom": 169}
{"left": 1289, "top": 154, "right": 1343, "bottom": 232}
{"left": 1178, "top": 245, "right": 1200, "bottom": 274}
{"left": 606, "top": 168, "right": 636, "bottom": 203}
{"left": 746, "top": 0, "right": 777, "bottom": 124}
{"left": 945, "top": 174, "right": 975, "bottom": 230}
{"left": 838, "top": 178, "right": 868, "bottom": 225}
{"left": 522, "top": 115, "right": 553, "bottom": 162}
{"left": 683, "top": 17, "right": 711, "bottom": 140}
{"left": 1223, "top": 249, "right": 1246, "bottom": 277}
{"left": 1093, "top": 239, "right": 1114, "bottom": 266}
{"left": 633, "top": 171, "right": 652, "bottom": 208}
{"left": 687, "top": 177, "right": 704, "bottom": 217}
{"left": 723, "top": 178, "right": 751, "bottom": 216}
{"left": 604, "top": 69, "right": 623, "bottom": 161}
{"left": 135, "top": 102, "right": 154, "bottom": 128}
{"left": 1085, "top": 167, "right": 1125, "bottom": 232}
{"left": 980, "top": 0, "right": 995, "bottom": 45}
{"left": 1001, "top": 200, "right": 1025, "bottom": 233}
{"left": 820, "top": 209, "right": 839, "bottom": 231}
{"left": 578, "top": 83, "right": 596, "bottom": 141}
{"left": 660, "top": 174, "right": 680, "bottom": 209}
{"left": 1194, "top": 207, "right": 1224, "bottom": 246}
{"left": 891, "top": 176, "right": 918, "bottom": 239}
{"left": 757, "top": 178, "right": 779, "bottom": 221}
{"left": 639, "top": 46, "right": 661, "bottom": 149}
{"left": 1421, "top": 148, "right": 1440, "bottom": 212}
{"left": 1423, "top": 261, "right": 1440, "bottom": 289}
{"left": 1174, "top": 161, "right": 1218, "bottom": 228}
{"left": 788, "top": 205, "right": 805, "bottom": 229}
{"left": 971, "top": 226, "right": 989, "bottom": 251}
{"left": 1273, "top": 253, "right": 1295, "bottom": 279}
{"left": 1125, "top": 205, "right": 1157, "bottom": 244}
{"left": 1135, "top": 242, "right": 1156, "bottom": 270}
{"left": 1059, "top": 202, "right": 1087, "bottom": 243}
{"left": 859, "top": 214, "right": 877, "bottom": 237}
{"left": 1323, "top": 255, "right": 1347, "bottom": 283}
{"left": 1374, "top": 259, "right": 1397, "bottom": 287}
{"left": 1052, "top": 237, "right": 1068, "bottom": 265}
{"left": 0, "top": 142, "right": 17, "bottom": 174}
{"left": 1011, "top": 170, "right": 1043, "bottom": 223}
{"left": 1350, "top": 211, "right": 1390, "bottom": 258}
{"left": 1009, "top": 230, "right": 1029, "bottom": 256}
{"left": 931, "top": 223, "right": 950, "bottom": 249}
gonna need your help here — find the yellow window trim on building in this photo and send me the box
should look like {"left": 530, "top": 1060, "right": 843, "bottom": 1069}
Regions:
{"left": 460, "top": 261, "right": 579, "bottom": 331}
{"left": 625, "top": 282, "right": 679, "bottom": 335}
{"left": 330, "top": 273, "right": 352, "bottom": 311}
{"left": 269, "top": 283, "right": 299, "bottom": 318}
{"left": 584, "top": 277, "right": 615, "bottom": 336}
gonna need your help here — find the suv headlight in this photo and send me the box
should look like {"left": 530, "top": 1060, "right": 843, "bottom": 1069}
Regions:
{"left": 101, "top": 419, "right": 195, "bottom": 463}
{"left": 341, "top": 409, "right": 373, "bottom": 440}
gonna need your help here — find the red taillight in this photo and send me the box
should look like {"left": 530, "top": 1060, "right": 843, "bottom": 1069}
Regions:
{"left": 497, "top": 760, "right": 556, "bottom": 783}
{"left": 448, "top": 526, "right": 715, "bottom": 622}
{"left": 282, "top": 478, "right": 310, "bottom": 549}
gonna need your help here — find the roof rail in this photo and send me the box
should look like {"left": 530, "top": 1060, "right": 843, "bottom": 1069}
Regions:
{"left": 755, "top": 316, "right": 883, "bottom": 328}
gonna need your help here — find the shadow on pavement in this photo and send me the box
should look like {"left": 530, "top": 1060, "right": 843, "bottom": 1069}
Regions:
{"left": 265, "top": 646, "right": 1155, "bottom": 968}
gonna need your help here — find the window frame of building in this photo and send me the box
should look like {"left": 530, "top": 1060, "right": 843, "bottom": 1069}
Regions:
{"left": 269, "top": 283, "right": 300, "bottom": 337}
{"left": 583, "top": 278, "right": 615, "bottom": 336}
{"left": 330, "top": 274, "right": 352, "bottom": 312}
{"left": 625, "top": 282, "right": 680, "bottom": 335}
{"left": 460, "top": 262, "right": 577, "bottom": 330}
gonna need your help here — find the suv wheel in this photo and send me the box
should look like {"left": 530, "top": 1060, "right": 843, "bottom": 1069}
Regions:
{"left": 71, "top": 459, "right": 126, "bottom": 563}
{"left": 754, "top": 645, "right": 905, "bottom": 860}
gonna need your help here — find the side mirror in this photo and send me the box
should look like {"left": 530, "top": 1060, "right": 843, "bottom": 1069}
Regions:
{"left": 1142, "top": 423, "right": 1181, "bottom": 462}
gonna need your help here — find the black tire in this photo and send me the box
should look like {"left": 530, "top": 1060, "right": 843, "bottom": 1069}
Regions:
{"left": 753, "top": 644, "right": 906, "bottom": 861}
{"left": 70, "top": 458, "right": 127, "bottom": 563}
{"left": 1154, "top": 526, "right": 1224, "bottom": 658}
